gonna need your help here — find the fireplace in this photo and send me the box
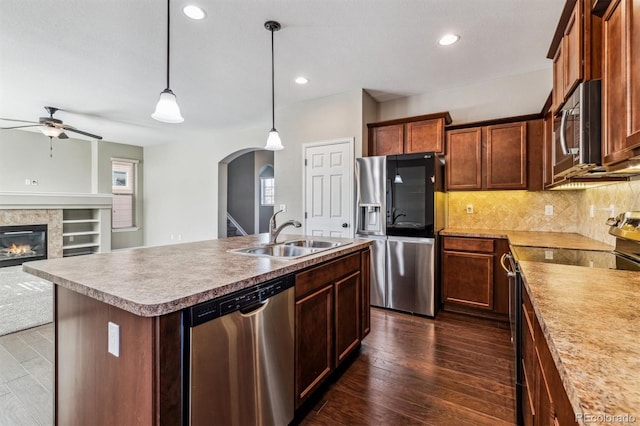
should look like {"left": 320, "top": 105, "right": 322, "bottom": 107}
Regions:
{"left": 0, "top": 224, "right": 48, "bottom": 268}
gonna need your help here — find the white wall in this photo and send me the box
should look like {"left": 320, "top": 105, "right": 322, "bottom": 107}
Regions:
{"left": 143, "top": 89, "right": 364, "bottom": 246}
{"left": 377, "top": 68, "right": 552, "bottom": 124}
{"left": 0, "top": 129, "right": 92, "bottom": 193}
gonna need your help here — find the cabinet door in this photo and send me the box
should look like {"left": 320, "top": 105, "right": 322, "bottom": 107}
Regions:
{"left": 405, "top": 119, "right": 444, "bottom": 153}
{"left": 536, "top": 351, "right": 555, "bottom": 426}
{"left": 295, "top": 284, "right": 333, "bottom": 407}
{"left": 627, "top": 0, "right": 640, "bottom": 149}
{"left": 563, "top": 1, "right": 582, "bottom": 96}
{"left": 486, "top": 122, "right": 527, "bottom": 190}
{"left": 603, "top": 0, "right": 627, "bottom": 164}
{"left": 442, "top": 250, "right": 494, "bottom": 310}
{"left": 370, "top": 124, "right": 404, "bottom": 156}
{"left": 552, "top": 45, "right": 564, "bottom": 112}
{"left": 445, "top": 128, "right": 482, "bottom": 190}
{"left": 360, "top": 249, "right": 371, "bottom": 339}
{"left": 543, "top": 111, "right": 555, "bottom": 188}
{"left": 334, "top": 271, "right": 361, "bottom": 366}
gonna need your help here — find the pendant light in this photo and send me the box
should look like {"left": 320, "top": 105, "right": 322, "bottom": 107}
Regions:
{"left": 264, "top": 21, "right": 283, "bottom": 151}
{"left": 394, "top": 155, "right": 403, "bottom": 184}
{"left": 152, "top": 0, "right": 184, "bottom": 123}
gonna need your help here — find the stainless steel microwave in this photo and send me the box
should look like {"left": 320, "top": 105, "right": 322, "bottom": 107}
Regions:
{"left": 553, "top": 79, "right": 602, "bottom": 178}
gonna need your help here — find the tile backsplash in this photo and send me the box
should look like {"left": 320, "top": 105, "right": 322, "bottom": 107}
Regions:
{"left": 446, "top": 179, "right": 640, "bottom": 245}
{"left": 447, "top": 190, "right": 579, "bottom": 232}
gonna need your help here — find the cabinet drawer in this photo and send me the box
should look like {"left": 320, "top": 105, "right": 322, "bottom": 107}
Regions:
{"left": 443, "top": 237, "right": 494, "bottom": 253}
{"left": 295, "top": 252, "right": 360, "bottom": 299}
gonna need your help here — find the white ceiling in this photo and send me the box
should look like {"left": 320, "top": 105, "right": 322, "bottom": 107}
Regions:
{"left": 0, "top": 0, "right": 564, "bottom": 147}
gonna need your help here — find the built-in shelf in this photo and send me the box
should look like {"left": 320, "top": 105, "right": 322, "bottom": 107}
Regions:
{"left": 62, "top": 209, "right": 106, "bottom": 257}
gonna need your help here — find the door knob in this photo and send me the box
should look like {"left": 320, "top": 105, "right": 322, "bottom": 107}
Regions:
{"left": 342, "top": 223, "right": 348, "bottom": 228}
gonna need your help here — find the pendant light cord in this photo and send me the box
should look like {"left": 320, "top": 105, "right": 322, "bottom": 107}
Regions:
{"left": 271, "top": 27, "right": 275, "bottom": 130}
{"left": 165, "top": 0, "right": 171, "bottom": 90}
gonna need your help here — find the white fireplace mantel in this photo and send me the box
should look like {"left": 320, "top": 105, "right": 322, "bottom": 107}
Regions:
{"left": 0, "top": 192, "right": 112, "bottom": 209}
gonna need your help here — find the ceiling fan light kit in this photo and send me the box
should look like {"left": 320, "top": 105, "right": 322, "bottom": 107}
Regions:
{"left": 264, "top": 20, "right": 283, "bottom": 151}
{"left": 152, "top": 0, "right": 184, "bottom": 124}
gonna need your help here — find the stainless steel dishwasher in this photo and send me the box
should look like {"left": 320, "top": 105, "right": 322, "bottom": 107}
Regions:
{"left": 184, "top": 275, "right": 295, "bottom": 426}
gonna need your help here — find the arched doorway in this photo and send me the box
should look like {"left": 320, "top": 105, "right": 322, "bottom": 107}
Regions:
{"left": 218, "top": 149, "right": 274, "bottom": 238}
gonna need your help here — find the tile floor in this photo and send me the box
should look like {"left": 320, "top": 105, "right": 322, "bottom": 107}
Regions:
{"left": 0, "top": 323, "right": 53, "bottom": 426}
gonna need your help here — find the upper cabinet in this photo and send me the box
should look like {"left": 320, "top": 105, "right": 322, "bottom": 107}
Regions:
{"left": 367, "top": 112, "right": 452, "bottom": 156}
{"left": 599, "top": 0, "right": 640, "bottom": 167}
{"left": 445, "top": 117, "right": 543, "bottom": 191}
{"left": 548, "top": 0, "right": 602, "bottom": 113}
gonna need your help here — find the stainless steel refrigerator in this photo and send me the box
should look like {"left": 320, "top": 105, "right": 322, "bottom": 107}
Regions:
{"left": 355, "top": 153, "right": 446, "bottom": 317}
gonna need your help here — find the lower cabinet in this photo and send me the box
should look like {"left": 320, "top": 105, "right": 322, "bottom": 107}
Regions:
{"left": 521, "top": 286, "right": 577, "bottom": 426}
{"left": 294, "top": 249, "right": 370, "bottom": 408}
{"left": 441, "top": 236, "right": 509, "bottom": 319}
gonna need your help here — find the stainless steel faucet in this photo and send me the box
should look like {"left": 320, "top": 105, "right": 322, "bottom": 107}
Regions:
{"left": 268, "top": 209, "right": 301, "bottom": 244}
{"left": 391, "top": 208, "right": 406, "bottom": 224}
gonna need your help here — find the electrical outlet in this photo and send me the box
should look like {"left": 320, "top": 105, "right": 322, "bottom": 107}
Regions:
{"left": 24, "top": 178, "right": 31, "bottom": 185}
{"left": 108, "top": 322, "right": 120, "bottom": 357}
{"left": 279, "top": 204, "right": 286, "bottom": 212}
{"left": 466, "top": 204, "right": 474, "bottom": 214}
{"left": 589, "top": 205, "right": 595, "bottom": 218}
{"left": 545, "top": 205, "right": 553, "bottom": 216}
{"left": 608, "top": 204, "right": 615, "bottom": 217}
{"left": 177, "top": 234, "right": 182, "bottom": 241}
{"left": 545, "top": 250, "right": 554, "bottom": 260}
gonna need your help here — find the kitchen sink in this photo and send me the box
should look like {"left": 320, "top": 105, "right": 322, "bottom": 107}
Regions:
{"left": 282, "top": 239, "right": 348, "bottom": 249}
{"left": 229, "top": 239, "right": 351, "bottom": 259}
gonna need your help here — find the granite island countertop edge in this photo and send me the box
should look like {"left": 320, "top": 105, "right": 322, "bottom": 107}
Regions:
{"left": 23, "top": 235, "right": 372, "bottom": 317}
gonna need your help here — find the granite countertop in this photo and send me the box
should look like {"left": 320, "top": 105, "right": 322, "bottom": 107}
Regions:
{"left": 518, "top": 261, "right": 640, "bottom": 425}
{"left": 441, "top": 228, "right": 614, "bottom": 251}
{"left": 23, "top": 234, "right": 371, "bottom": 317}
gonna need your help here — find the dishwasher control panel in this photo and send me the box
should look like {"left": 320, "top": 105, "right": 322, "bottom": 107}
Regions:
{"left": 186, "top": 274, "right": 294, "bottom": 327}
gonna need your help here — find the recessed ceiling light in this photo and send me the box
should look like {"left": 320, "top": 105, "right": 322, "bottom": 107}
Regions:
{"left": 183, "top": 5, "right": 206, "bottom": 20}
{"left": 295, "top": 77, "right": 309, "bottom": 85}
{"left": 438, "top": 34, "right": 460, "bottom": 46}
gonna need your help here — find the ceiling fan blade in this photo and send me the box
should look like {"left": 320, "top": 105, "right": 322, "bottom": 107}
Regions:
{"left": 1, "top": 124, "right": 40, "bottom": 130}
{"left": 0, "top": 118, "right": 39, "bottom": 124}
{"left": 64, "top": 127, "right": 103, "bottom": 140}
{"left": 58, "top": 132, "right": 69, "bottom": 140}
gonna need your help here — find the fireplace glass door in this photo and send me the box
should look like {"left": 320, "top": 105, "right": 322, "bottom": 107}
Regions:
{"left": 0, "top": 225, "right": 48, "bottom": 268}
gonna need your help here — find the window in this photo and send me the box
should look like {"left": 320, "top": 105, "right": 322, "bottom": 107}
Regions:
{"left": 112, "top": 159, "right": 138, "bottom": 229}
{"left": 260, "top": 177, "right": 275, "bottom": 206}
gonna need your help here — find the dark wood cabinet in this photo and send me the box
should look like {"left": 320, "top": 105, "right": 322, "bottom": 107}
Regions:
{"left": 441, "top": 236, "right": 509, "bottom": 319}
{"left": 446, "top": 119, "right": 536, "bottom": 191}
{"left": 367, "top": 112, "right": 451, "bottom": 156}
{"left": 370, "top": 124, "right": 404, "bottom": 156}
{"left": 294, "top": 250, "right": 369, "bottom": 408}
{"left": 445, "top": 127, "right": 482, "bottom": 190}
{"left": 486, "top": 122, "right": 527, "bottom": 190}
{"left": 548, "top": 0, "right": 602, "bottom": 113}
{"left": 295, "top": 284, "right": 333, "bottom": 405}
{"left": 521, "top": 284, "right": 578, "bottom": 426}
{"left": 601, "top": 0, "right": 640, "bottom": 167}
{"left": 360, "top": 249, "right": 371, "bottom": 338}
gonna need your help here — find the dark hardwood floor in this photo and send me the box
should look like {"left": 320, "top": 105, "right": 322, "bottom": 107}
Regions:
{"left": 300, "top": 307, "right": 516, "bottom": 426}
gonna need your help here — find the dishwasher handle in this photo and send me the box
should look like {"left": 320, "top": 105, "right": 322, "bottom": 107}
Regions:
{"left": 240, "top": 299, "right": 270, "bottom": 317}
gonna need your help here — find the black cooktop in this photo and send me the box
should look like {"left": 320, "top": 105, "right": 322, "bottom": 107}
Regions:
{"left": 512, "top": 246, "right": 640, "bottom": 271}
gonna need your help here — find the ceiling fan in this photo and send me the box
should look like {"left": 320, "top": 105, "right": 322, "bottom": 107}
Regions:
{"left": 0, "top": 106, "right": 103, "bottom": 141}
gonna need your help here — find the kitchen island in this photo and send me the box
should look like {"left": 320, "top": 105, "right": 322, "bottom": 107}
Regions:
{"left": 23, "top": 234, "right": 372, "bottom": 425}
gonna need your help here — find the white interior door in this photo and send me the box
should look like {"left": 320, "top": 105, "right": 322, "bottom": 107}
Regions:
{"left": 303, "top": 139, "right": 354, "bottom": 238}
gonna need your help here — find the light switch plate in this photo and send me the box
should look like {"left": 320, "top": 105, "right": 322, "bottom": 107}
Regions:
{"left": 466, "top": 204, "right": 474, "bottom": 214}
{"left": 108, "top": 321, "right": 120, "bottom": 357}
{"left": 545, "top": 205, "right": 553, "bottom": 216}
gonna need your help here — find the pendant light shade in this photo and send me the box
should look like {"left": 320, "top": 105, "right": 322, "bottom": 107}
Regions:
{"left": 40, "top": 126, "right": 64, "bottom": 138}
{"left": 152, "top": 0, "right": 184, "bottom": 123}
{"left": 152, "top": 89, "right": 184, "bottom": 123}
{"left": 394, "top": 155, "right": 403, "bottom": 184}
{"left": 264, "top": 21, "right": 283, "bottom": 151}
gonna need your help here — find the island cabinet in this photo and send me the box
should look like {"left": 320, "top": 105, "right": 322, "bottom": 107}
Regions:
{"left": 599, "top": 0, "right": 640, "bottom": 168}
{"left": 521, "top": 285, "right": 577, "bottom": 426}
{"left": 441, "top": 236, "right": 509, "bottom": 320}
{"left": 367, "top": 112, "right": 452, "bottom": 156}
{"left": 294, "top": 249, "right": 371, "bottom": 408}
{"left": 548, "top": 0, "right": 602, "bottom": 113}
{"left": 445, "top": 118, "right": 543, "bottom": 191}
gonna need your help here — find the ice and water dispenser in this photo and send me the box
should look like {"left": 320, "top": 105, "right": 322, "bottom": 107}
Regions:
{"left": 357, "top": 204, "right": 383, "bottom": 235}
